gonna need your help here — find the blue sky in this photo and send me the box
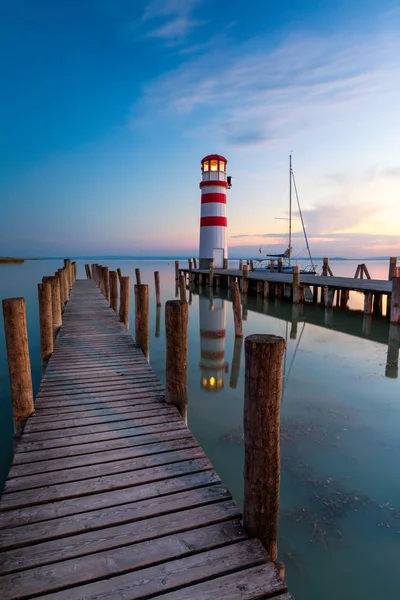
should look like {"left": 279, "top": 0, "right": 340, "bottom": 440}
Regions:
{"left": 1, "top": 0, "right": 399, "bottom": 258}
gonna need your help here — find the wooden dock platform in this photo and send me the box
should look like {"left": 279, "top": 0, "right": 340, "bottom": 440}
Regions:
{"left": 0, "top": 280, "right": 292, "bottom": 600}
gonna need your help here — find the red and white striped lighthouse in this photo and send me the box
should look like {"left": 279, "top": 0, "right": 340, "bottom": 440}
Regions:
{"left": 199, "top": 154, "right": 230, "bottom": 269}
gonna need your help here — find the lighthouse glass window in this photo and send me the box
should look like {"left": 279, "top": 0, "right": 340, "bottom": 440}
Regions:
{"left": 210, "top": 159, "right": 218, "bottom": 171}
{"left": 219, "top": 161, "right": 225, "bottom": 172}
{"left": 203, "top": 161, "right": 209, "bottom": 171}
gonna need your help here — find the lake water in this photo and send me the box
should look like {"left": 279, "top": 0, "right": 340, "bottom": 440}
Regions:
{"left": 1, "top": 258, "right": 399, "bottom": 599}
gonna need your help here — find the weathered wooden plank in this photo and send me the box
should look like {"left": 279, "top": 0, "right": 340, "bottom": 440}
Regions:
{"left": 38, "top": 375, "right": 161, "bottom": 390}
{"left": 6, "top": 440, "right": 203, "bottom": 490}
{"left": 11, "top": 429, "right": 192, "bottom": 466}
{"left": 0, "top": 521, "right": 247, "bottom": 599}
{"left": 0, "top": 457, "right": 214, "bottom": 509}
{"left": 0, "top": 470, "right": 221, "bottom": 530}
{"left": 151, "top": 564, "right": 289, "bottom": 600}
{"left": 30, "top": 399, "right": 164, "bottom": 418}
{"left": 36, "top": 381, "right": 164, "bottom": 398}
{"left": 23, "top": 405, "right": 178, "bottom": 433}
{"left": 15, "top": 421, "right": 186, "bottom": 453}
{"left": 0, "top": 501, "right": 241, "bottom": 575}
{"left": 0, "top": 485, "right": 231, "bottom": 550}
{"left": 34, "top": 389, "right": 165, "bottom": 407}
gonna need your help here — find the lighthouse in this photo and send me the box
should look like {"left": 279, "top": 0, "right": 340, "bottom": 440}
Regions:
{"left": 199, "top": 296, "right": 227, "bottom": 392}
{"left": 199, "top": 154, "right": 231, "bottom": 269}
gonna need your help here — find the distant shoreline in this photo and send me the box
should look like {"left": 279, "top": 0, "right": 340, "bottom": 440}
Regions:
{"left": 0, "top": 257, "right": 25, "bottom": 263}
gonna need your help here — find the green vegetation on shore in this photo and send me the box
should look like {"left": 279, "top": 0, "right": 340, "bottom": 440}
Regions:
{"left": 0, "top": 257, "right": 24, "bottom": 263}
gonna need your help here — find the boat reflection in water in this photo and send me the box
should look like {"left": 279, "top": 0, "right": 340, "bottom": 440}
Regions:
{"left": 199, "top": 294, "right": 227, "bottom": 392}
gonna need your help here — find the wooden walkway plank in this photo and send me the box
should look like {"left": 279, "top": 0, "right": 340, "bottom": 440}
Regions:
{"left": 0, "top": 280, "right": 293, "bottom": 600}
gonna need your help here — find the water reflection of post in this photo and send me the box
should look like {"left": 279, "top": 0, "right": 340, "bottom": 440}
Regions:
{"left": 155, "top": 305, "right": 161, "bottom": 338}
{"left": 362, "top": 314, "right": 372, "bottom": 337}
{"left": 242, "top": 293, "right": 248, "bottom": 321}
{"left": 199, "top": 294, "right": 227, "bottom": 392}
{"left": 386, "top": 323, "right": 400, "bottom": 378}
{"left": 324, "top": 307, "right": 333, "bottom": 327}
{"left": 290, "top": 304, "right": 301, "bottom": 339}
{"left": 229, "top": 337, "right": 243, "bottom": 388}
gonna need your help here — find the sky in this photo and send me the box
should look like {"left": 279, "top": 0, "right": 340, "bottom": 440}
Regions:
{"left": 1, "top": 0, "right": 399, "bottom": 258}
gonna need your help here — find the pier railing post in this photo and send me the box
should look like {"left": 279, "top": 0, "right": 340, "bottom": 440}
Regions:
{"left": 165, "top": 299, "right": 188, "bottom": 421}
{"left": 231, "top": 281, "right": 243, "bottom": 337}
{"left": 390, "top": 269, "right": 400, "bottom": 323}
{"left": 38, "top": 283, "right": 53, "bottom": 367}
{"left": 72, "top": 261, "right": 77, "bottom": 282}
{"left": 2, "top": 298, "right": 34, "bottom": 434}
{"left": 109, "top": 271, "right": 118, "bottom": 312}
{"left": 244, "top": 334, "right": 285, "bottom": 563}
{"left": 154, "top": 271, "right": 161, "bottom": 306}
{"left": 135, "top": 284, "right": 149, "bottom": 360}
{"left": 119, "top": 276, "right": 130, "bottom": 328}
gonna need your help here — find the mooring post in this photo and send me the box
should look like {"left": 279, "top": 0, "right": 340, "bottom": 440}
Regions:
{"left": 154, "top": 271, "right": 161, "bottom": 306}
{"left": 72, "top": 261, "right": 77, "bottom": 282}
{"left": 223, "top": 257, "right": 228, "bottom": 270}
{"left": 188, "top": 259, "right": 193, "bottom": 284}
{"left": 175, "top": 260, "right": 179, "bottom": 281}
{"left": 109, "top": 271, "right": 118, "bottom": 312}
{"left": 2, "top": 298, "right": 34, "bottom": 434}
{"left": 277, "top": 258, "right": 283, "bottom": 272}
{"left": 364, "top": 292, "right": 373, "bottom": 315}
{"left": 117, "top": 267, "right": 122, "bottom": 282}
{"left": 64, "top": 259, "right": 72, "bottom": 290}
{"left": 103, "top": 267, "right": 110, "bottom": 303}
{"left": 242, "top": 264, "right": 249, "bottom": 294}
{"left": 58, "top": 268, "right": 67, "bottom": 306}
{"left": 165, "top": 299, "right": 188, "bottom": 421}
{"left": 42, "top": 276, "right": 62, "bottom": 333}
{"left": 312, "top": 285, "right": 318, "bottom": 303}
{"left": 135, "top": 268, "right": 141, "bottom": 285}
{"left": 135, "top": 284, "right": 149, "bottom": 360}
{"left": 231, "top": 281, "right": 243, "bottom": 337}
{"left": 209, "top": 261, "right": 214, "bottom": 288}
{"left": 179, "top": 274, "right": 187, "bottom": 302}
{"left": 292, "top": 265, "right": 302, "bottom": 304}
{"left": 389, "top": 257, "right": 397, "bottom": 281}
{"left": 38, "top": 282, "right": 53, "bottom": 367}
{"left": 243, "top": 334, "right": 285, "bottom": 563}
{"left": 193, "top": 257, "right": 198, "bottom": 269}
{"left": 92, "top": 264, "right": 97, "bottom": 282}
{"left": 340, "top": 289, "right": 349, "bottom": 309}
{"left": 119, "top": 276, "right": 130, "bottom": 328}
{"left": 239, "top": 259, "right": 243, "bottom": 270}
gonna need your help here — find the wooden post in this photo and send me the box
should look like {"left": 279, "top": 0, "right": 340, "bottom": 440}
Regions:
{"left": 165, "top": 300, "right": 188, "bottom": 420}
{"left": 175, "top": 260, "right": 179, "bottom": 281}
{"left": 154, "top": 271, "right": 161, "bottom": 306}
{"left": 239, "top": 259, "right": 243, "bottom": 270}
{"left": 231, "top": 281, "right": 243, "bottom": 337}
{"left": 322, "top": 257, "right": 329, "bottom": 276}
{"left": 373, "top": 293, "right": 382, "bottom": 316}
{"left": 312, "top": 285, "right": 318, "bottom": 303}
{"left": 242, "top": 264, "right": 249, "bottom": 294}
{"left": 340, "top": 289, "right": 349, "bottom": 309}
{"left": 109, "top": 271, "right": 118, "bottom": 312}
{"left": 2, "top": 298, "right": 34, "bottom": 433}
{"left": 269, "top": 259, "right": 275, "bottom": 272}
{"left": 389, "top": 257, "right": 397, "bottom": 281}
{"left": 354, "top": 265, "right": 361, "bottom": 279}
{"left": 223, "top": 257, "right": 228, "bottom": 270}
{"left": 135, "top": 284, "right": 149, "bottom": 360}
{"left": 193, "top": 258, "right": 198, "bottom": 269}
{"left": 72, "top": 261, "right": 77, "bottom": 282}
{"left": 386, "top": 323, "right": 400, "bottom": 378}
{"left": 135, "top": 268, "right": 141, "bottom": 285}
{"left": 188, "top": 259, "right": 193, "bottom": 283}
{"left": 244, "top": 334, "right": 285, "bottom": 563}
{"left": 58, "top": 268, "right": 67, "bottom": 305}
{"left": 292, "top": 266, "right": 302, "bottom": 304}
{"left": 249, "top": 260, "right": 254, "bottom": 271}
{"left": 277, "top": 258, "right": 283, "bottom": 272}
{"left": 103, "top": 267, "right": 110, "bottom": 303}
{"left": 119, "top": 276, "right": 130, "bottom": 328}
{"left": 275, "top": 283, "right": 283, "bottom": 299}
{"left": 54, "top": 272, "right": 63, "bottom": 315}
{"left": 364, "top": 292, "right": 373, "bottom": 315}
{"left": 209, "top": 261, "right": 214, "bottom": 288}
{"left": 42, "top": 276, "right": 62, "bottom": 332}
{"left": 155, "top": 305, "right": 161, "bottom": 338}
{"left": 229, "top": 337, "right": 243, "bottom": 389}
{"left": 64, "top": 259, "right": 72, "bottom": 290}
{"left": 179, "top": 274, "right": 187, "bottom": 302}
{"left": 84, "top": 264, "right": 89, "bottom": 279}
{"left": 38, "top": 282, "right": 53, "bottom": 366}
{"left": 117, "top": 267, "right": 122, "bottom": 282}
{"left": 391, "top": 270, "right": 400, "bottom": 323}
{"left": 263, "top": 281, "right": 270, "bottom": 299}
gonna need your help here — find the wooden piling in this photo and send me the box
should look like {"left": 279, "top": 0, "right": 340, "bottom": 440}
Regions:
{"left": 135, "top": 284, "right": 149, "bottom": 360}
{"left": 325, "top": 287, "right": 335, "bottom": 308}
{"left": 154, "top": 271, "right": 161, "bottom": 306}
{"left": 243, "top": 334, "right": 285, "bottom": 563}
{"left": 223, "top": 257, "right": 228, "bottom": 270}
{"left": 277, "top": 258, "right": 283, "bottom": 272}
{"left": 155, "top": 305, "right": 161, "bottom": 338}
{"left": 109, "top": 271, "right": 118, "bottom": 312}
{"left": 242, "top": 264, "right": 249, "bottom": 294}
{"left": 209, "top": 261, "right": 214, "bottom": 288}
{"left": 269, "top": 259, "right": 275, "bottom": 272}
{"left": 42, "top": 276, "right": 62, "bottom": 332}
{"left": 179, "top": 274, "right": 187, "bottom": 302}
{"left": 312, "top": 285, "right": 318, "bottom": 304}
{"left": 38, "top": 282, "right": 53, "bottom": 365}
{"left": 239, "top": 259, "right": 243, "bottom": 270}
{"left": 2, "top": 298, "right": 34, "bottom": 433}
{"left": 340, "top": 289, "right": 349, "bottom": 309}
{"left": 292, "top": 266, "right": 302, "bottom": 304}
{"left": 72, "top": 261, "right": 77, "bottom": 282}
{"left": 386, "top": 323, "right": 400, "bottom": 378}
{"left": 64, "top": 259, "right": 72, "bottom": 290}
{"left": 119, "top": 276, "right": 130, "bottom": 328}
{"left": 231, "top": 281, "right": 243, "bottom": 337}
{"left": 117, "top": 267, "right": 122, "bottom": 282}
{"left": 58, "top": 268, "right": 67, "bottom": 305}
{"left": 391, "top": 270, "right": 400, "bottom": 323}
{"left": 135, "top": 268, "right": 141, "bottom": 285}
{"left": 165, "top": 300, "right": 188, "bottom": 420}
{"left": 389, "top": 257, "right": 397, "bottom": 281}
{"left": 188, "top": 259, "right": 193, "bottom": 283}
{"left": 263, "top": 281, "right": 270, "bottom": 300}
{"left": 364, "top": 292, "right": 373, "bottom": 315}
{"left": 322, "top": 257, "right": 329, "bottom": 276}
{"left": 103, "top": 267, "right": 110, "bottom": 303}
{"left": 373, "top": 293, "right": 382, "bottom": 316}
{"left": 175, "top": 260, "right": 179, "bottom": 281}
{"left": 193, "top": 258, "right": 198, "bottom": 269}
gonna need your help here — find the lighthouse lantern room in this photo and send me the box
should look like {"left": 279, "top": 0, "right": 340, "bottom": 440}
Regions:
{"left": 199, "top": 154, "right": 231, "bottom": 269}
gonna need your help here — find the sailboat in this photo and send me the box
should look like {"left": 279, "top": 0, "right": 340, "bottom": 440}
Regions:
{"left": 254, "top": 155, "right": 317, "bottom": 274}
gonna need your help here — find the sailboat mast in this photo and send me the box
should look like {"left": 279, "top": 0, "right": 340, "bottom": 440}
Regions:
{"left": 288, "top": 154, "right": 292, "bottom": 267}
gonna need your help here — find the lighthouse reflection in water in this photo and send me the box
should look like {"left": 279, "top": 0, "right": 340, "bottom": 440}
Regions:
{"left": 199, "top": 294, "right": 227, "bottom": 392}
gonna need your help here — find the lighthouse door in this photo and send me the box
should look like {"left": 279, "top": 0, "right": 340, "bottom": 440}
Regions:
{"left": 213, "top": 248, "right": 224, "bottom": 268}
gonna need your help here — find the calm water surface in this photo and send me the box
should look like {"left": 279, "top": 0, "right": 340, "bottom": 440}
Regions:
{"left": 1, "top": 258, "right": 399, "bottom": 599}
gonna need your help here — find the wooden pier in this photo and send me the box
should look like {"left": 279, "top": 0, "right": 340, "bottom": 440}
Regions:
{"left": 0, "top": 279, "right": 292, "bottom": 600}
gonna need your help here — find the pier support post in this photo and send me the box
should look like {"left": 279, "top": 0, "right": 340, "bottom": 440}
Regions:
{"left": 373, "top": 293, "right": 382, "bottom": 316}
{"left": 244, "top": 334, "right": 285, "bottom": 563}
{"left": 209, "top": 261, "right": 214, "bottom": 288}
{"left": 64, "top": 259, "right": 72, "bottom": 290}
{"left": 58, "top": 268, "right": 68, "bottom": 306}
{"left": 155, "top": 305, "right": 161, "bottom": 338}
{"left": 188, "top": 259, "right": 193, "bottom": 283}
{"left": 103, "top": 267, "right": 110, "bottom": 303}
{"left": 231, "top": 281, "right": 243, "bottom": 337}
{"left": 135, "top": 268, "right": 141, "bottom": 285}
{"left": 263, "top": 281, "right": 270, "bottom": 299}
{"left": 109, "top": 271, "right": 118, "bottom": 312}
{"left": 43, "top": 276, "right": 62, "bottom": 332}
{"left": 154, "top": 271, "right": 161, "bottom": 306}
{"left": 386, "top": 323, "right": 400, "bottom": 378}
{"left": 2, "top": 298, "right": 34, "bottom": 434}
{"left": 242, "top": 264, "right": 249, "bottom": 294}
{"left": 175, "top": 260, "right": 179, "bottom": 281}
{"left": 165, "top": 300, "right": 188, "bottom": 421}
{"left": 277, "top": 258, "right": 283, "bottom": 272}
{"left": 117, "top": 268, "right": 122, "bottom": 282}
{"left": 193, "top": 258, "right": 198, "bottom": 269}
{"left": 239, "top": 259, "right": 243, "bottom": 270}
{"left": 324, "top": 287, "right": 335, "bottom": 308}
{"left": 72, "top": 261, "right": 77, "bottom": 282}
{"left": 389, "top": 257, "right": 397, "bottom": 281}
{"left": 364, "top": 292, "right": 373, "bottom": 315}
{"left": 119, "top": 276, "right": 130, "bottom": 328}
{"left": 179, "top": 274, "right": 187, "bottom": 303}
{"left": 38, "top": 283, "right": 53, "bottom": 366}
{"left": 223, "top": 258, "right": 228, "bottom": 270}
{"left": 322, "top": 257, "right": 329, "bottom": 276}
{"left": 312, "top": 285, "right": 318, "bottom": 304}
{"left": 390, "top": 271, "right": 400, "bottom": 323}
{"left": 135, "top": 284, "right": 149, "bottom": 360}
{"left": 292, "top": 266, "right": 303, "bottom": 304}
